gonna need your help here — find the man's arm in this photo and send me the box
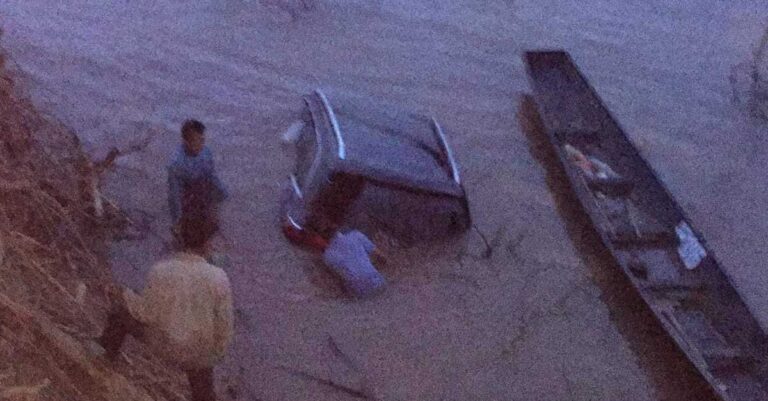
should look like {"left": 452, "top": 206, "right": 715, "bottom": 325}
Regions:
{"left": 212, "top": 174, "right": 229, "bottom": 202}
{"left": 371, "top": 248, "right": 387, "bottom": 267}
{"left": 122, "top": 287, "right": 143, "bottom": 320}
{"left": 212, "top": 274, "right": 235, "bottom": 355}
{"left": 167, "top": 165, "right": 182, "bottom": 226}
{"left": 352, "top": 231, "right": 387, "bottom": 266}
{"left": 208, "top": 153, "right": 229, "bottom": 202}
{"left": 124, "top": 264, "right": 165, "bottom": 324}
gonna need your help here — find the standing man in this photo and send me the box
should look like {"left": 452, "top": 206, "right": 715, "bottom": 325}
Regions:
{"left": 97, "top": 213, "right": 234, "bottom": 401}
{"left": 168, "top": 119, "right": 228, "bottom": 244}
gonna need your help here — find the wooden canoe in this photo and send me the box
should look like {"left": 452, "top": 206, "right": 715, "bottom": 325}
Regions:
{"left": 524, "top": 50, "right": 768, "bottom": 401}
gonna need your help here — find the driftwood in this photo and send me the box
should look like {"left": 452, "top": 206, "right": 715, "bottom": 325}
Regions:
{"left": 0, "top": 378, "right": 51, "bottom": 399}
{"left": 273, "top": 336, "right": 378, "bottom": 400}
{"left": 277, "top": 365, "right": 371, "bottom": 399}
{"left": 88, "top": 128, "right": 161, "bottom": 219}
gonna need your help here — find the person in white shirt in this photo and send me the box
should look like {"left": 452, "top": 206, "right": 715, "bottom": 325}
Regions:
{"left": 98, "top": 213, "right": 233, "bottom": 401}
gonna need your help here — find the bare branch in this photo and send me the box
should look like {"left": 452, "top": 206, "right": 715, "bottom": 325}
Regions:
{"left": 276, "top": 364, "right": 371, "bottom": 400}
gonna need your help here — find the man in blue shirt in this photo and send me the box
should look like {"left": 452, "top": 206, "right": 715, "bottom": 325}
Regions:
{"left": 322, "top": 230, "right": 387, "bottom": 298}
{"left": 168, "top": 119, "right": 228, "bottom": 242}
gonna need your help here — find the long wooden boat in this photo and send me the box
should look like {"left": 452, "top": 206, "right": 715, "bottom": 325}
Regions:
{"left": 524, "top": 50, "right": 768, "bottom": 401}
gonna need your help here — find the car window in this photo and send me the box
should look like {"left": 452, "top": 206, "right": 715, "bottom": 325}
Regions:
{"left": 294, "top": 109, "right": 317, "bottom": 187}
{"left": 330, "top": 99, "right": 450, "bottom": 185}
{"left": 343, "top": 183, "right": 466, "bottom": 244}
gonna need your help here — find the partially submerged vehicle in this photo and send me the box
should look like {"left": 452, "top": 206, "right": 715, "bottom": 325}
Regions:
{"left": 281, "top": 90, "right": 470, "bottom": 248}
{"left": 525, "top": 50, "right": 768, "bottom": 400}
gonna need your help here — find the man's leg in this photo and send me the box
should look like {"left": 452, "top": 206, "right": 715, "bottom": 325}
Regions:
{"left": 98, "top": 301, "right": 144, "bottom": 360}
{"left": 186, "top": 367, "right": 216, "bottom": 401}
{"left": 171, "top": 225, "right": 184, "bottom": 251}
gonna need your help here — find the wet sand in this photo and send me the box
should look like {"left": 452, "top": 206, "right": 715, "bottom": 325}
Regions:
{"left": 3, "top": 1, "right": 767, "bottom": 399}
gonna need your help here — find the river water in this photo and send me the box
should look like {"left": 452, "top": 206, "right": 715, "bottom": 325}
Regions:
{"left": 2, "top": 1, "right": 767, "bottom": 400}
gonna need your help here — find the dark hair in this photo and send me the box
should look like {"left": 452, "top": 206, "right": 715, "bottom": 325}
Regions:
{"left": 181, "top": 119, "right": 206, "bottom": 141}
{"left": 179, "top": 212, "right": 218, "bottom": 251}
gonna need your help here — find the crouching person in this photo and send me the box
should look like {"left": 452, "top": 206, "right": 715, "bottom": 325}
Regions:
{"left": 323, "top": 230, "right": 387, "bottom": 298}
{"left": 97, "top": 214, "right": 234, "bottom": 401}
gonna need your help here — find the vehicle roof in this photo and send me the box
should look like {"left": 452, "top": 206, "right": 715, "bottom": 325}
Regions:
{"left": 306, "top": 90, "right": 463, "bottom": 197}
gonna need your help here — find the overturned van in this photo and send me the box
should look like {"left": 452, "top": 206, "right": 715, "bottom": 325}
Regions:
{"left": 281, "top": 89, "right": 471, "bottom": 247}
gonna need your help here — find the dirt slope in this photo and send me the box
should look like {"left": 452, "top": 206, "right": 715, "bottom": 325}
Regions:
{"left": 0, "top": 40, "right": 190, "bottom": 401}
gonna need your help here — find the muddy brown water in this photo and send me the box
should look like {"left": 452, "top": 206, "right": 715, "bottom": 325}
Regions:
{"left": 3, "top": 1, "right": 767, "bottom": 399}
